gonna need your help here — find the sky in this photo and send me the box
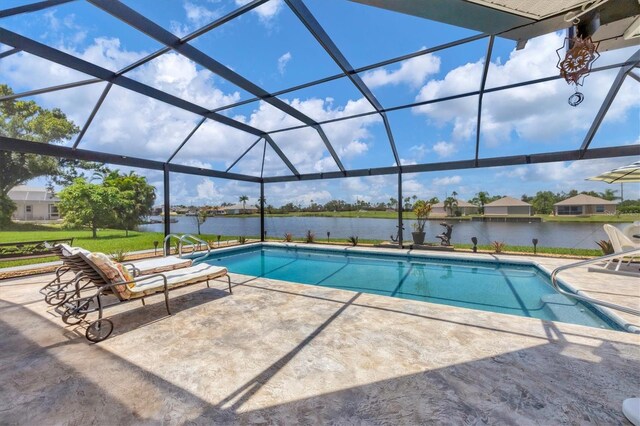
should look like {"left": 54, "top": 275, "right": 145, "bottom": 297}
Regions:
{"left": 1, "top": 0, "right": 639, "bottom": 206}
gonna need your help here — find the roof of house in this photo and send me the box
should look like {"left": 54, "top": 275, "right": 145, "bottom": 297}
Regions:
{"left": 432, "top": 200, "right": 477, "bottom": 208}
{"left": 484, "top": 196, "right": 531, "bottom": 207}
{"left": 554, "top": 194, "right": 618, "bottom": 206}
{"left": 222, "top": 203, "right": 257, "bottom": 210}
{"left": 7, "top": 186, "right": 60, "bottom": 202}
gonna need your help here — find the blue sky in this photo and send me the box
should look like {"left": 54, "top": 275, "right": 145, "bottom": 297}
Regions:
{"left": 1, "top": 0, "right": 638, "bottom": 206}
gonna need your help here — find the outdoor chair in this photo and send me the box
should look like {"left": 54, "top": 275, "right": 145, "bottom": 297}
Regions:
{"left": 41, "top": 243, "right": 194, "bottom": 306}
{"left": 603, "top": 224, "right": 640, "bottom": 271}
{"left": 57, "top": 252, "right": 231, "bottom": 342}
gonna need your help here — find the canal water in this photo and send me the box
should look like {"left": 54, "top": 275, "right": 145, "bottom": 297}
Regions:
{"left": 139, "top": 215, "right": 628, "bottom": 250}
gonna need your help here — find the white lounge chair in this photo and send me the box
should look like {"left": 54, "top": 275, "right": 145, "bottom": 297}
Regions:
{"left": 603, "top": 224, "right": 640, "bottom": 271}
{"left": 57, "top": 251, "right": 231, "bottom": 342}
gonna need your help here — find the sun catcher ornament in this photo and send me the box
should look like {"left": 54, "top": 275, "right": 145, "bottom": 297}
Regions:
{"left": 556, "top": 34, "right": 600, "bottom": 107}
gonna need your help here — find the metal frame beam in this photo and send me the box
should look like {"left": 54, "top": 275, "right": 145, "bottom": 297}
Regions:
{"left": 89, "top": 0, "right": 345, "bottom": 174}
{"left": 167, "top": 117, "right": 207, "bottom": 162}
{"left": 0, "top": 78, "right": 101, "bottom": 101}
{"left": 285, "top": 0, "right": 400, "bottom": 166}
{"left": 210, "top": 34, "right": 488, "bottom": 114}
{"left": 0, "top": 28, "right": 266, "bottom": 137}
{"left": 262, "top": 145, "right": 640, "bottom": 183}
{"left": 72, "top": 82, "right": 112, "bottom": 149}
{"left": 264, "top": 60, "right": 634, "bottom": 135}
{"left": 0, "top": 0, "right": 74, "bottom": 18}
{"left": 629, "top": 71, "right": 640, "bottom": 83}
{"left": 0, "top": 136, "right": 261, "bottom": 183}
{"left": 475, "top": 36, "right": 494, "bottom": 165}
{"left": 263, "top": 134, "right": 300, "bottom": 177}
{"left": 226, "top": 137, "right": 262, "bottom": 173}
{"left": 579, "top": 49, "right": 640, "bottom": 156}
{"left": 0, "top": 47, "right": 21, "bottom": 59}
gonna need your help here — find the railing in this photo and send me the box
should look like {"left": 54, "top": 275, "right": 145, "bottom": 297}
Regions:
{"left": 550, "top": 248, "right": 640, "bottom": 316}
{"left": 163, "top": 233, "right": 211, "bottom": 262}
{"left": 178, "top": 234, "right": 211, "bottom": 262}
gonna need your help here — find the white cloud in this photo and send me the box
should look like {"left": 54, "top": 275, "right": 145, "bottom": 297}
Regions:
{"left": 432, "top": 141, "right": 457, "bottom": 158}
{"left": 411, "top": 33, "right": 640, "bottom": 149}
{"left": 235, "top": 0, "right": 283, "bottom": 23}
{"left": 362, "top": 52, "right": 440, "bottom": 89}
{"left": 196, "top": 179, "right": 223, "bottom": 202}
{"left": 432, "top": 176, "right": 462, "bottom": 186}
{"left": 277, "top": 52, "right": 292, "bottom": 75}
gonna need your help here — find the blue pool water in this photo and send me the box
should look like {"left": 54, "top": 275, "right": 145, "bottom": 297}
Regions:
{"left": 201, "top": 245, "right": 620, "bottom": 330}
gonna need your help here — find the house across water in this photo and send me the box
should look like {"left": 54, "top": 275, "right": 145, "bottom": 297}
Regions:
{"left": 553, "top": 194, "right": 617, "bottom": 216}
{"left": 8, "top": 186, "right": 60, "bottom": 221}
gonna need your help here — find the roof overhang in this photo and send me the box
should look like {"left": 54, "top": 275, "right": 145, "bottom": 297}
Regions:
{"left": 349, "top": 0, "right": 640, "bottom": 51}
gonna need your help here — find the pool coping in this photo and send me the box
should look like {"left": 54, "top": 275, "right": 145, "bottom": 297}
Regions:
{"left": 196, "top": 242, "right": 637, "bottom": 333}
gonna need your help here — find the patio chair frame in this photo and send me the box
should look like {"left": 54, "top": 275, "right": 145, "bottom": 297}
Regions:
{"left": 58, "top": 252, "right": 231, "bottom": 343}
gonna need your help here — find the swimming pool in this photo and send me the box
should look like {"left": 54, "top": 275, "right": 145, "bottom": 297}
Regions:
{"left": 200, "top": 245, "right": 621, "bottom": 331}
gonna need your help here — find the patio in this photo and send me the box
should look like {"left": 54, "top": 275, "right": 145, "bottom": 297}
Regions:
{"left": 1, "top": 251, "right": 639, "bottom": 424}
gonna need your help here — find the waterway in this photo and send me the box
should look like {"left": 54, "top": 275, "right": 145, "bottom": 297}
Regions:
{"left": 139, "top": 215, "right": 631, "bottom": 250}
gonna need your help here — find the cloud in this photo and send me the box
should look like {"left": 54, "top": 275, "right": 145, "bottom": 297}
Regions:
{"left": 432, "top": 141, "right": 457, "bottom": 158}
{"left": 411, "top": 33, "right": 640, "bottom": 150}
{"left": 432, "top": 176, "right": 462, "bottom": 186}
{"left": 277, "top": 52, "right": 292, "bottom": 75}
{"left": 235, "top": 0, "right": 283, "bottom": 23}
{"left": 362, "top": 52, "right": 440, "bottom": 89}
{"left": 170, "top": 1, "right": 224, "bottom": 37}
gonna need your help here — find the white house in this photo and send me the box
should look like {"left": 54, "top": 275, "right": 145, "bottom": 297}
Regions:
{"left": 8, "top": 186, "right": 61, "bottom": 221}
{"left": 484, "top": 196, "right": 532, "bottom": 216}
{"left": 553, "top": 194, "right": 617, "bottom": 216}
{"left": 221, "top": 203, "right": 258, "bottom": 215}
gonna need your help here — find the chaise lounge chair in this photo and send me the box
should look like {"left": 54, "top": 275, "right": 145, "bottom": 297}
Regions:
{"left": 58, "top": 251, "right": 231, "bottom": 342}
{"left": 42, "top": 243, "right": 194, "bottom": 305}
{"left": 603, "top": 224, "right": 640, "bottom": 271}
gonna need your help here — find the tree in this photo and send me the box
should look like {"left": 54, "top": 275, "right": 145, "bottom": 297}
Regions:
{"left": 239, "top": 195, "right": 249, "bottom": 214}
{"left": 0, "top": 84, "right": 108, "bottom": 227}
{"left": 427, "top": 197, "right": 440, "bottom": 205}
{"left": 531, "top": 191, "right": 558, "bottom": 215}
{"left": 103, "top": 170, "right": 156, "bottom": 236}
{"left": 194, "top": 208, "right": 208, "bottom": 235}
{"left": 389, "top": 198, "right": 398, "bottom": 211}
{"left": 443, "top": 196, "right": 458, "bottom": 216}
{"left": 58, "top": 178, "right": 121, "bottom": 238}
{"left": 470, "top": 191, "right": 490, "bottom": 214}
{"left": 600, "top": 189, "right": 619, "bottom": 201}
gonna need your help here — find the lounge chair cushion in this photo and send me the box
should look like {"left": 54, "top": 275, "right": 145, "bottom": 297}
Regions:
{"left": 87, "top": 252, "right": 134, "bottom": 300}
{"left": 59, "top": 243, "right": 90, "bottom": 257}
{"left": 130, "top": 257, "right": 193, "bottom": 275}
{"left": 128, "top": 263, "right": 228, "bottom": 297}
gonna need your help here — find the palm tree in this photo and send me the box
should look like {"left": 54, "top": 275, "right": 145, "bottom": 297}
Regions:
{"left": 239, "top": 195, "right": 249, "bottom": 214}
{"left": 443, "top": 196, "right": 458, "bottom": 216}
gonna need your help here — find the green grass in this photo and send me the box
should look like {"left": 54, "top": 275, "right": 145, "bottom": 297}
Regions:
{"left": 0, "top": 223, "right": 243, "bottom": 269}
{"left": 537, "top": 214, "right": 640, "bottom": 223}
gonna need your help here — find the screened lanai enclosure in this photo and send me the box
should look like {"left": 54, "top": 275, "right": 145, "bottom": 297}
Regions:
{"left": 1, "top": 0, "right": 639, "bottom": 246}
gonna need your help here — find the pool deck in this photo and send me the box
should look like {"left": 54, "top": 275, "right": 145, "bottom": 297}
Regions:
{"left": 1, "top": 245, "right": 639, "bottom": 424}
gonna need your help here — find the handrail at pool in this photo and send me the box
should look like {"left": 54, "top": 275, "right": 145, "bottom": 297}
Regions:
{"left": 178, "top": 234, "right": 211, "bottom": 261}
{"left": 550, "top": 248, "right": 640, "bottom": 317}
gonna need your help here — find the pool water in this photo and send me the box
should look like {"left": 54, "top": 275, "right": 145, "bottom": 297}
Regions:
{"left": 201, "top": 246, "right": 620, "bottom": 330}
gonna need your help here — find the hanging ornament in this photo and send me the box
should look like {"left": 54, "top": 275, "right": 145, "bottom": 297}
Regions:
{"left": 556, "top": 34, "right": 600, "bottom": 107}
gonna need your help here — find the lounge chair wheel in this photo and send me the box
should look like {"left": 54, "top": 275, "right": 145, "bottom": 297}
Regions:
{"left": 86, "top": 319, "right": 113, "bottom": 343}
{"left": 44, "top": 290, "right": 66, "bottom": 305}
{"left": 61, "top": 302, "right": 88, "bottom": 325}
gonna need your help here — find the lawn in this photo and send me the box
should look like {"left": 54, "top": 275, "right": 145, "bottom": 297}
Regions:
{"left": 0, "top": 223, "right": 241, "bottom": 269}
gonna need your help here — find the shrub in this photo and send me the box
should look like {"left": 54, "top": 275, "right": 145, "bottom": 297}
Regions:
{"left": 491, "top": 241, "right": 506, "bottom": 253}
{"left": 239, "top": 236, "right": 246, "bottom": 244}
{"left": 618, "top": 206, "right": 640, "bottom": 214}
{"left": 284, "top": 232, "right": 293, "bottom": 242}
{"left": 348, "top": 235, "right": 359, "bottom": 246}
{"left": 305, "top": 230, "right": 315, "bottom": 243}
{"left": 110, "top": 249, "right": 128, "bottom": 263}
{"left": 595, "top": 240, "right": 614, "bottom": 255}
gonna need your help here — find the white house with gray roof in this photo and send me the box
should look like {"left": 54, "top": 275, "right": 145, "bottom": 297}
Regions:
{"left": 8, "top": 186, "right": 61, "bottom": 221}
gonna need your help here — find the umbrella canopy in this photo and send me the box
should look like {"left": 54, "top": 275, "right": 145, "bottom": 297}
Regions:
{"left": 587, "top": 160, "right": 640, "bottom": 183}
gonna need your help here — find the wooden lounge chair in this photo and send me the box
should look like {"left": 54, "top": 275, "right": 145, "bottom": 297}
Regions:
{"left": 58, "top": 252, "right": 231, "bottom": 342}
